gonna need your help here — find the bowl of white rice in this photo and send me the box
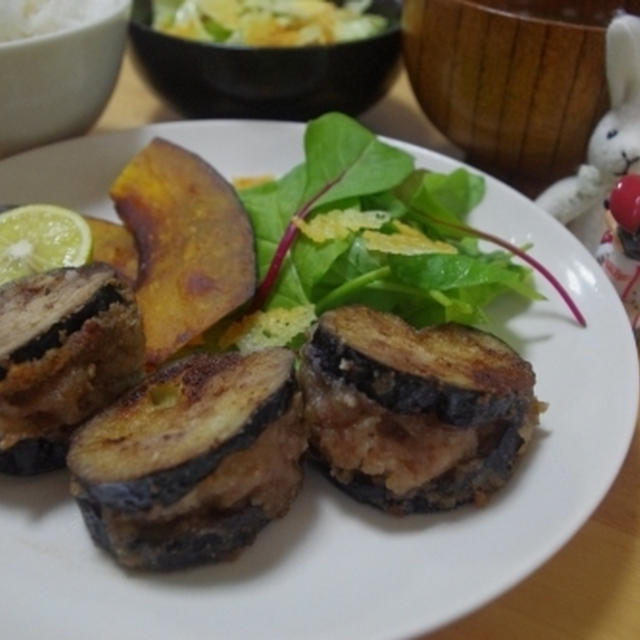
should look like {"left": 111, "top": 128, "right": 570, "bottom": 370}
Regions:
{"left": 0, "top": 0, "right": 131, "bottom": 158}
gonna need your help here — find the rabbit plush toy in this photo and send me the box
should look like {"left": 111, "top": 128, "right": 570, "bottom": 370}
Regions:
{"left": 535, "top": 13, "right": 640, "bottom": 254}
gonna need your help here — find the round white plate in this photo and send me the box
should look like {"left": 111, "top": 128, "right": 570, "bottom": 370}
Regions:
{"left": 0, "top": 121, "right": 637, "bottom": 640}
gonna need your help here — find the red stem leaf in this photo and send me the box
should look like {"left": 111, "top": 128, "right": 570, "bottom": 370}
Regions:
{"left": 425, "top": 214, "right": 587, "bottom": 327}
{"left": 250, "top": 172, "right": 344, "bottom": 310}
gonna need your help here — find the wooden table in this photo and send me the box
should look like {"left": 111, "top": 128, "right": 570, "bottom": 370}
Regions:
{"left": 94, "top": 49, "right": 640, "bottom": 640}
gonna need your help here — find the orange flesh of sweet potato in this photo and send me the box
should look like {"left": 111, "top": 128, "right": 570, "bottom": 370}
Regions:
{"left": 85, "top": 216, "right": 138, "bottom": 284}
{"left": 109, "top": 137, "right": 256, "bottom": 367}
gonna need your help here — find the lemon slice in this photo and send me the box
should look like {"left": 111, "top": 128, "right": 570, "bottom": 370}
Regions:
{"left": 0, "top": 204, "right": 92, "bottom": 286}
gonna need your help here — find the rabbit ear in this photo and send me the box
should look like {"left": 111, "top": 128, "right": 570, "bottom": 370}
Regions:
{"left": 606, "top": 13, "right": 640, "bottom": 108}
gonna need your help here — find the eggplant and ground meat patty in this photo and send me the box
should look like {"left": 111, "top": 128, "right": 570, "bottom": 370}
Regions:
{"left": 299, "top": 305, "right": 541, "bottom": 514}
{"left": 67, "top": 348, "right": 307, "bottom": 571}
{"left": 0, "top": 263, "right": 145, "bottom": 475}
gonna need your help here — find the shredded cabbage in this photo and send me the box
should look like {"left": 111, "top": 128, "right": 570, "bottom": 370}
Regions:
{"left": 151, "top": 0, "right": 388, "bottom": 46}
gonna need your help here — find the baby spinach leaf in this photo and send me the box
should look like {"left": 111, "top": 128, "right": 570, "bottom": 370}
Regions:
{"left": 302, "top": 113, "right": 415, "bottom": 210}
{"left": 230, "top": 112, "right": 584, "bottom": 346}
{"left": 291, "top": 234, "right": 352, "bottom": 298}
{"left": 388, "top": 253, "right": 541, "bottom": 299}
{"left": 243, "top": 112, "right": 414, "bottom": 308}
{"left": 397, "top": 168, "right": 485, "bottom": 238}
{"left": 421, "top": 168, "right": 485, "bottom": 217}
{"left": 239, "top": 164, "right": 306, "bottom": 280}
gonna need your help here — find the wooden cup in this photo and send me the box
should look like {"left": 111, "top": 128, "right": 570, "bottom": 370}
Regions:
{"left": 403, "top": 0, "right": 640, "bottom": 196}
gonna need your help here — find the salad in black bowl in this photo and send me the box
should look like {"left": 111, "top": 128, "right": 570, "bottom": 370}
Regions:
{"left": 129, "top": 0, "right": 402, "bottom": 120}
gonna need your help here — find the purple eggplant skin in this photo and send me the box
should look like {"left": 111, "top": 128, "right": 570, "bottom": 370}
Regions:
{"left": 0, "top": 283, "right": 126, "bottom": 381}
{"left": 311, "top": 414, "right": 530, "bottom": 515}
{"left": 0, "top": 263, "right": 145, "bottom": 476}
{"left": 79, "top": 374, "right": 297, "bottom": 514}
{"left": 69, "top": 349, "right": 309, "bottom": 572}
{"left": 0, "top": 279, "right": 130, "bottom": 475}
{"left": 75, "top": 494, "right": 270, "bottom": 571}
{"left": 0, "top": 438, "right": 68, "bottom": 475}
{"left": 305, "top": 322, "right": 531, "bottom": 428}
{"left": 68, "top": 348, "right": 301, "bottom": 514}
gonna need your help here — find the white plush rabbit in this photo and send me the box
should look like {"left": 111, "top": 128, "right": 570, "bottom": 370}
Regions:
{"left": 535, "top": 12, "right": 640, "bottom": 253}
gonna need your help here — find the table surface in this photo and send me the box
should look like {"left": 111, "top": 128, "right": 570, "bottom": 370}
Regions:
{"left": 93, "top": 49, "right": 640, "bottom": 640}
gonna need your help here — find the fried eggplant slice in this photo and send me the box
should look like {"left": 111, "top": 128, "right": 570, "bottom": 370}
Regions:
{"left": 68, "top": 348, "right": 300, "bottom": 512}
{"left": 304, "top": 305, "right": 535, "bottom": 427}
{"left": 333, "top": 406, "right": 540, "bottom": 514}
{"left": 117, "top": 391, "right": 307, "bottom": 525}
{"left": 298, "top": 306, "right": 540, "bottom": 513}
{"left": 0, "top": 263, "right": 145, "bottom": 475}
{"left": 74, "top": 491, "right": 271, "bottom": 571}
{"left": 70, "top": 391, "right": 307, "bottom": 570}
{"left": 0, "top": 436, "right": 67, "bottom": 475}
{"left": 68, "top": 348, "right": 307, "bottom": 571}
{"left": 110, "top": 137, "right": 256, "bottom": 367}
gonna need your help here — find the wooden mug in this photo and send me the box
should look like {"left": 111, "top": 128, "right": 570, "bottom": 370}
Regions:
{"left": 403, "top": 0, "right": 640, "bottom": 196}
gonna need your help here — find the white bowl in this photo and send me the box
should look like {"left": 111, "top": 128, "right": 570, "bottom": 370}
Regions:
{"left": 0, "top": 0, "right": 131, "bottom": 158}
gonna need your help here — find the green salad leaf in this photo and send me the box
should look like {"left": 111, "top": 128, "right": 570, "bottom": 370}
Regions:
{"left": 227, "top": 112, "right": 582, "bottom": 350}
{"left": 244, "top": 112, "right": 414, "bottom": 309}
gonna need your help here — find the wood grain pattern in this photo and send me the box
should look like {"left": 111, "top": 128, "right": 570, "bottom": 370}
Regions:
{"left": 421, "top": 428, "right": 640, "bottom": 640}
{"left": 402, "top": 0, "right": 614, "bottom": 195}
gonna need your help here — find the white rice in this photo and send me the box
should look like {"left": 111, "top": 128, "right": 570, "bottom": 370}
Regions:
{"left": 0, "top": 0, "right": 126, "bottom": 43}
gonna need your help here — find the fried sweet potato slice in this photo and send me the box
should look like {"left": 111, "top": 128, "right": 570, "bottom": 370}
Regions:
{"left": 109, "top": 138, "right": 256, "bottom": 367}
{"left": 85, "top": 216, "right": 138, "bottom": 284}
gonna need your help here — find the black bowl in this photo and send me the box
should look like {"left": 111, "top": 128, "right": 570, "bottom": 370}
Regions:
{"left": 129, "top": 0, "right": 402, "bottom": 120}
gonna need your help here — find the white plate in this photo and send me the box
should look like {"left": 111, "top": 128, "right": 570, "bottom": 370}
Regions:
{"left": 0, "top": 121, "right": 637, "bottom": 640}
